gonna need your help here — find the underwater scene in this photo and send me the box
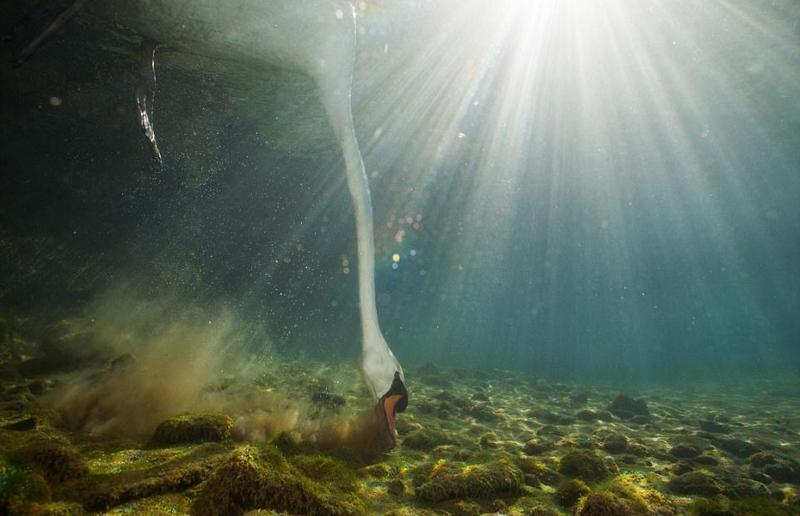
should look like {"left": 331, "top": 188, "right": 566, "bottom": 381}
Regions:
{"left": 1, "top": 0, "right": 799, "bottom": 514}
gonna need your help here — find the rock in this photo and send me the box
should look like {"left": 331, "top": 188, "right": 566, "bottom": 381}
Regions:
{"left": 715, "top": 438, "right": 760, "bottom": 458}
{"left": 609, "top": 395, "right": 650, "bottom": 419}
{"left": 670, "top": 443, "right": 701, "bottom": 459}
{"left": 152, "top": 413, "right": 232, "bottom": 445}
{"left": 557, "top": 450, "right": 611, "bottom": 482}
{"left": 700, "top": 419, "right": 731, "bottom": 434}
{"left": 3, "top": 416, "right": 37, "bottom": 431}
{"left": 192, "top": 445, "right": 363, "bottom": 516}
{"left": 601, "top": 433, "right": 629, "bottom": 454}
{"left": 575, "top": 491, "right": 639, "bottom": 516}
{"left": 554, "top": 478, "right": 591, "bottom": 509}
{"left": 468, "top": 403, "right": 501, "bottom": 422}
{"left": 411, "top": 459, "right": 523, "bottom": 503}
{"left": 523, "top": 439, "right": 552, "bottom": 456}
{"left": 402, "top": 428, "right": 453, "bottom": 451}
{"left": 15, "top": 441, "right": 89, "bottom": 483}
{"left": 748, "top": 452, "right": 800, "bottom": 483}
{"left": 667, "top": 470, "right": 722, "bottom": 496}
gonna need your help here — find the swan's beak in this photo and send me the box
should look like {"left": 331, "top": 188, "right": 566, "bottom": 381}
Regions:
{"left": 377, "top": 371, "right": 408, "bottom": 448}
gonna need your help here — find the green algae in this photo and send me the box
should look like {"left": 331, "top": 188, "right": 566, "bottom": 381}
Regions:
{"left": 411, "top": 458, "right": 524, "bottom": 504}
{"left": 150, "top": 412, "right": 233, "bottom": 445}
{"left": 554, "top": 478, "right": 591, "bottom": 509}
{"left": 192, "top": 445, "right": 364, "bottom": 516}
{"left": 557, "top": 449, "right": 612, "bottom": 482}
{"left": 0, "top": 455, "right": 51, "bottom": 516}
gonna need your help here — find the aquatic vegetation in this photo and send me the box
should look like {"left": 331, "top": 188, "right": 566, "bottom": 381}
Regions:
{"left": 151, "top": 412, "right": 233, "bottom": 445}
{"left": 411, "top": 458, "right": 524, "bottom": 503}
{"left": 554, "top": 478, "right": 591, "bottom": 508}
{"left": 574, "top": 491, "right": 639, "bottom": 516}
{"left": 690, "top": 496, "right": 800, "bottom": 516}
{"left": 401, "top": 427, "right": 455, "bottom": 451}
{"left": 668, "top": 470, "right": 723, "bottom": 497}
{"left": 0, "top": 455, "right": 50, "bottom": 516}
{"left": 13, "top": 441, "right": 88, "bottom": 483}
{"left": 557, "top": 449, "right": 612, "bottom": 482}
{"left": 192, "top": 445, "right": 364, "bottom": 516}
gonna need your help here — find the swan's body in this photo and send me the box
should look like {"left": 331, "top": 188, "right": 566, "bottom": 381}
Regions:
{"left": 7, "top": 0, "right": 407, "bottom": 446}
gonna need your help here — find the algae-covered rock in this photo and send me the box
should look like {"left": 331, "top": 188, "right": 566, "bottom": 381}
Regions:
{"left": 192, "top": 445, "right": 363, "bottom": 516}
{"left": 14, "top": 441, "right": 89, "bottom": 483}
{"left": 402, "top": 427, "right": 454, "bottom": 451}
{"left": 152, "top": 413, "right": 233, "bottom": 445}
{"left": 667, "top": 470, "right": 722, "bottom": 497}
{"left": 575, "top": 491, "right": 636, "bottom": 516}
{"left": 20, "top": 501, "right": 86, "bottom": 515}
{"left": 609, "top": 395, "right": 650, "bottom": 419}
{"left": 0, "top": 455, "right": 51, "bottom": 516}
{"left": 412, "top": 459, "right": 523, "bottom": 503}
{"left": 554, "top": 478, "right": 591, "bottom": 509}
{"left": 557, "top": 450, "right": 611, "bottom": 482}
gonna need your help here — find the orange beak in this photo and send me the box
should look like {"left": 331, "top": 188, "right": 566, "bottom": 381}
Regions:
{"left": 377, "top": 371, "right": 408, "bottom": 448}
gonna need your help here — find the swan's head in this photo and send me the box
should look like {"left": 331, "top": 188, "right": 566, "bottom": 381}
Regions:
{"left": 358, "top": 339, "right": 408, "bottom": 448}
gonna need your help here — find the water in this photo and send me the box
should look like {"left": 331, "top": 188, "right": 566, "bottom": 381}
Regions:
{"left": 2, "top": 2, "right": 800, "bottom": 515}
{"left": 1, "top": 1, "right": 799, "bottom": 388}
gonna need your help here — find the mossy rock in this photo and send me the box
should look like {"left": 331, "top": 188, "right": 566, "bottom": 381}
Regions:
{"left": 402, "top": 427, "right": 454, "bottom": 451}
{"left": 192, "top": 445, "right": 364, "bottom": 516}
{"left": 152, "top": 413, "right": 232, "bottom": 445}
{"left": 557, "top": 450, "right": 611, "bottom": 482}
{"left": 575, "top": 491, "right": 639, "bottom": 516}
{"left": 0, "top": 456, "right": 51, "bottom": 516}
{"left": 14, "top": 441, "right": 89, "bottom": 483}
{"left": 21, "top": 501, "right": 86, "bottom": 515}
{"left": 668, "top": 470, "right": 722, "bottom": 497}
{"left": 412, "top": 459, "right": 523, "bottom": 503}
{"left": 554, "top": 478, "right": 591, "bottom": 508}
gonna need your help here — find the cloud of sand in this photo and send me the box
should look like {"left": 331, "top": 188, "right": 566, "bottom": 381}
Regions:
{"left": 40, "top": 289, "right": 385, "bottom": 452}
{"left": 41, "top": 291, "right": 264, "bottom": 438}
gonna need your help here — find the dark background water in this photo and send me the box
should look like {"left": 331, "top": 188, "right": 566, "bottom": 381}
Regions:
{"left": 1, "top": 0, "right": 798, "bottom": 384}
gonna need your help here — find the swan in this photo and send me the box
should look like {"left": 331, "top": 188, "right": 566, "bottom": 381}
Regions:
{"left": 6, "top": 0, "right": 408, "bottom": 447}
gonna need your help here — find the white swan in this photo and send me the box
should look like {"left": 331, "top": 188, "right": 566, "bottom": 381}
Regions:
{"left": 8, "top": 0, "right": 408, "bottom": 446}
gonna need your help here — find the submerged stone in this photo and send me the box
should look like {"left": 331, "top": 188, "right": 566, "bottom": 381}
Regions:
{"left": 609, "top": 395, "right": 650, "bottom": 419}
{"left": 192, "top": 445, "right": 363, "bottom": 516}
{"left": 15, "top": 441, "right": 89, "bottom": 483}
{"left": 667, "top": 470, "right": 722, "bottom": 497}
{"left": 557, "top": 450, "right": 611, "bottom": 482}
{"left": 412, "top": 459, "right": 523, "bottom": 504}
{"left": 152, "top": 413, "right": 233, "bottom": 445}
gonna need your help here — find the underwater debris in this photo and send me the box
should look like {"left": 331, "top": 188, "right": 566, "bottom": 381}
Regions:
{"left": 192, "top": 445, "right": 364, "bottom": 516}
{"left": 557, "top": 449, "right": 613, "bottom": 482}
{"left": 151, "top": 413, "right": 233, "bottom": 445}
{"left": 411, "top": 459, "right": 524, "bottom": 503}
